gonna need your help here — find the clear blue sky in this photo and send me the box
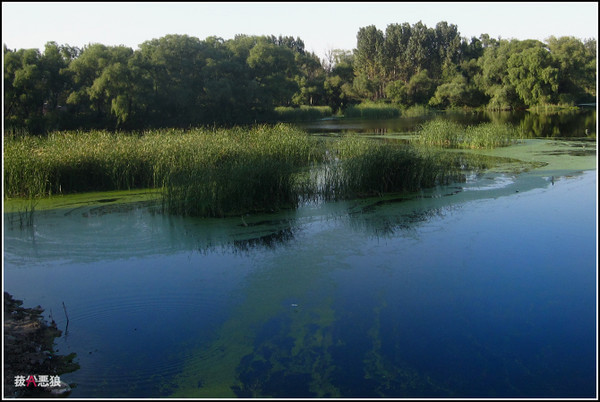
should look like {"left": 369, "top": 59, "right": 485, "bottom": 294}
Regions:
{"left": 2, "top": 1, "right": 598, "bottom": 59}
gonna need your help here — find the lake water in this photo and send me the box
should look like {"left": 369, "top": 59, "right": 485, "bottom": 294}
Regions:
{"left": 3, "top": 112, "right": 597, "bottom": 397}
{"left": 299, "top": 108, "right": 597, "bottom": 138}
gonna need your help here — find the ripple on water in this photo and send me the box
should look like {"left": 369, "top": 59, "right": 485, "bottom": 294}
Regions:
{"left": 53, "top": 284, "right": 237, "bottom": 397}
{"left": 462, "top": 173, "right": 515, "bottom": 191}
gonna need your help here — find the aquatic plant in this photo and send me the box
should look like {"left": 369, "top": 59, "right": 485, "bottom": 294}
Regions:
{"left": 4, "top": 130, "right": 159, "bottom": 197}
{"left": 400, "top": 104, "right": 435, "bottom": 117}
{"left": 157, "top": 125, "right": 324, "bottom": 216}
{"left": 343, "top": 102, "right": 401, "bottom": 119}
{"left": 309, "top": 136, "right": 469, "bottom": 201}
{"left": 415, "top": 119, "right": 521, "bottom": 149}
{"left": 4, "top": 124, "right": 488, "bottom": 217}
{"left": 273, "top": 106, "right": 333, "bottom": 122}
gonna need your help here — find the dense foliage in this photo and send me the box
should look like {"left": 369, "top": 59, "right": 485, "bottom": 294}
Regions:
{"left": 4, "top": 22, "right": 596, "bottom": 133}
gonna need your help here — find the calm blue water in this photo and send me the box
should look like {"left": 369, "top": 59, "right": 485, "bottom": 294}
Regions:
{"left": 3, "top": 167, "right": 597, "bottom": 397}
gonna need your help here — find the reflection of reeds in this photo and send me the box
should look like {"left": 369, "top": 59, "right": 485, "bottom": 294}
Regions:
{"left": 5, "top": 197, "right": 38, "bottom": 230}
{"left": 16, "top": 198, "right": 38, "bottom": 229}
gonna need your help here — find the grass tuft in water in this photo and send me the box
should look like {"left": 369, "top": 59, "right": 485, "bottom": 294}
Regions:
{"left": 273, "top": 106, "right": 333, "bottom": 122}
{"left": 5, "top": 124, "right": 490, "bottom": 217}
{"left": 157, "top": 125, "right": 324, "bottom": 216}
{"left": 307, "top": 136, "right": 473, "bottom": 201}
{"left": 415, "top": 119, "right": 522, "bottom": 149}
{"left": 343, "top": 102, "right": 401, "bottom": 119}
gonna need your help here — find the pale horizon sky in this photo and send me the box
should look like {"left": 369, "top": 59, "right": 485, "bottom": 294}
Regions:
{"left": 2, "top": 1, "right": 598, "bottom": 60}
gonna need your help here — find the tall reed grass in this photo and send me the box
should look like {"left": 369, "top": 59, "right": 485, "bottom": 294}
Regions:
{"left": 5, "top": 124, "right": 487, "bottom": 217}
{"left": 4, "top": 125, "right": 324, "bottom": 216}
{"left": 318, "top": 136, "right": 474, "bottom": 199}
{"left": 156, "top": 124, "right": 323, "bottom": 216}
{"left": 273, "top": 106, "right": 333, "bottom": 122}
{"left": 400, "top": 105, "right": 435, "bottom": 117}
{"left": 343, "top": 102, "right": 402, "bottom": 119}
{"left": 4, "top": 130, "right": 159, "bottom": 197}
{"left": 415, "top": 119, "right": 521, "bottom": 149}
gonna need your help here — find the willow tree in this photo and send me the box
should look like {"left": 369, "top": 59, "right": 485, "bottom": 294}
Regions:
{"left": 136, "top": 34, "right": 206, "bottom": 127}
{"left": 476, "top": 39, "right": 542, "bottom": 109}
{"left": 246, "top": 40, "right": 299, "bottom": 110}
{"left": 546, "top": 36, "right": 597, "bottom": 103}
{"left": 4, "top": 47, "right": 45, "bottom": 132}
{"left": 507, "top": 46, "right": 559, "bottom": 106}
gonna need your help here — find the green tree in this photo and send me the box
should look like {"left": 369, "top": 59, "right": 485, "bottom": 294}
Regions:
{"left": 476, "top": 39, "right": 543, "bottom": 109}
{"left": 65, "top": 43, "right": 137, "bottom": 127}
{"left": 136, "top": 34, "right": 207, "bottom": 127}
{"left": 461, "top": 36, "right": 485, "bottom": 62}
{"left": 39, "top": 42, "right": 79, "bottom": 130}
{"left": 433, "top": 21, "right": 462, "bottom": 77}
{"left": 405, "top": 69, "right": 436, "bottom": 105}
{"left": 354, "top": 25, "right": 385, "bottom": 99}
{"left": 86, "top": 47, "right": 140, "bottom": 127}
{"left": 383, "top": 23, "right": 412, "bottom": 83}
{"left": 4, "top": 47, "right": 46, "bottom": 132}
{"left": 429, "top": 75, "right": 483, "bottom": 108}
{"left": 405, "top": 21, "right": 436, "bottom": 76}
{"left": 267, "top": 35, "right": 306, "bottom": 55}
{"left": 39, "top": 42, "right": 71, "bottom": 109}
{"left": 247, "top": 41, "right": 299, "bottom": 110}
{"left": 292, "top": 52, "right": 326, "bottom": 106}
{"left": 223, "top": 35, "right": 266, "bottom": 122}
{"left": 323, "top": 49, "right": 355, "bottom": 111}
{"left": 385, "top": 79, "right": 409, "bottom": 105}
{"left": 507, "top": 46, "right": 559, "bottom": 106}
{"left": 546, "top": 36, "right": 596, "bottom": 103}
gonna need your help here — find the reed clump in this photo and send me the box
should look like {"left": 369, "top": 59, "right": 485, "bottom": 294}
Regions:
{"left": 312, "top": 136, "right": 465, "bottom": 200}
{"left": 273, "top": 106, "right": 333, "bottom": 122}
{"left": 343, "top": 102, "right": 402, "bottom": 119}
{"left": 5, "top": 124, "right": 487, "bottom": 217}
{"left": 415, "top": 119, "right": 521, "bottom": 149}
{"left": 4, "top": 130, "right": 159, "bottom": 197}
{"left": 156, "top": 124, "right": 323, "bottom": 216}
{"left": 400, "top": 104, "right": 435, "bottom": 117}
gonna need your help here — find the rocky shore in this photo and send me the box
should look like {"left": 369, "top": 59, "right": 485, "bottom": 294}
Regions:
{"left": 4, "top": 292, "right": 79, "bottom": 398}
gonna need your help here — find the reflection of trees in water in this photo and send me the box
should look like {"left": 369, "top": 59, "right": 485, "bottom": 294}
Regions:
{"left": 304, "top": 110, "right": 595, "bottom": 139}
{"left": 485, "top": 110, "right": 595, "bottom": 138}
{"left": 441, "top": 109, "right": 595, "bottom": 138}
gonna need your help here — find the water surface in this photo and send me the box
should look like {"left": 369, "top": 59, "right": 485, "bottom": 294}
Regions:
{"left": 299, "top": 109, "right": 596, "bottom": 138}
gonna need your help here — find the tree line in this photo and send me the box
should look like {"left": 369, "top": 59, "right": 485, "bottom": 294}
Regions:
{"left": 3, "top": 21, "right": 596, "bottom": 134}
